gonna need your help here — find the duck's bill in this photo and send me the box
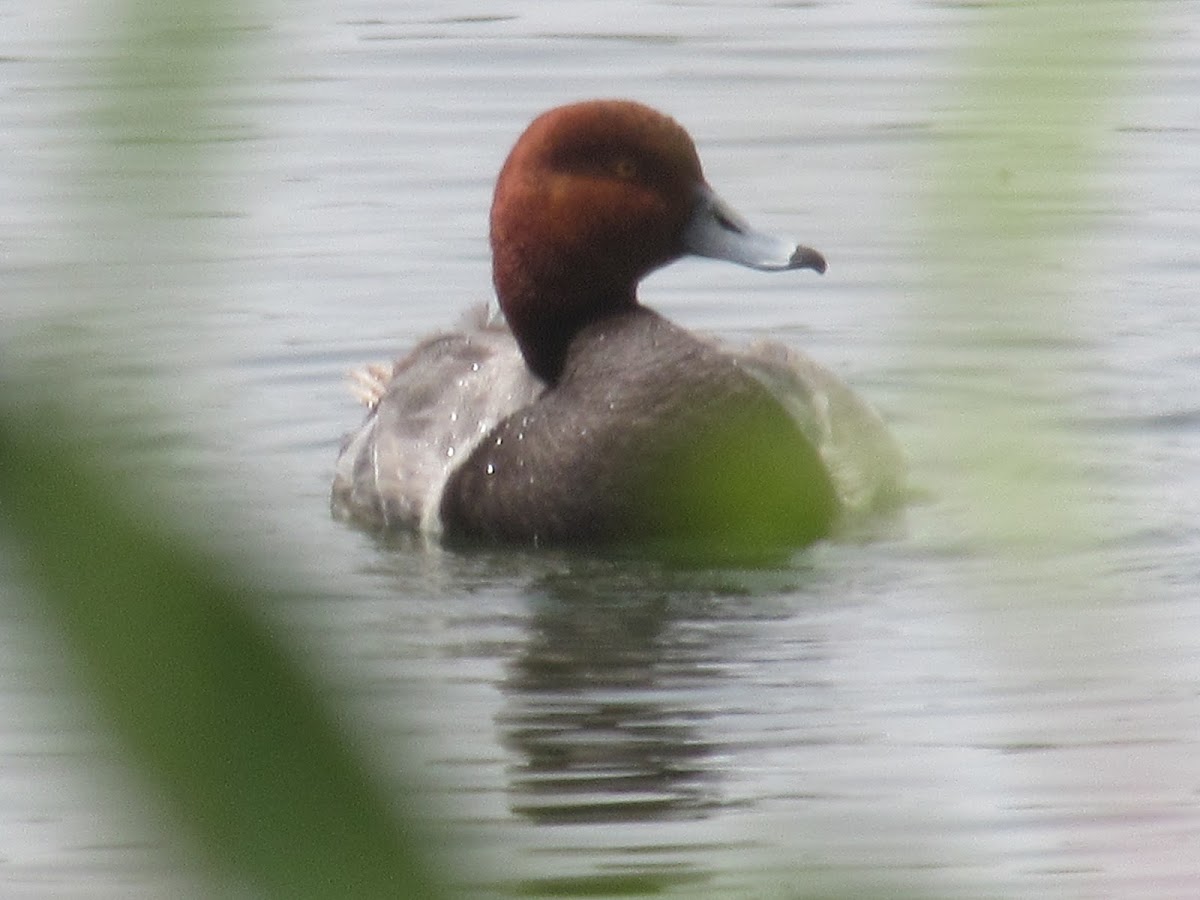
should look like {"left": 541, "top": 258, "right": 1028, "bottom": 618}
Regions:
{"left": 684, "top": 184, "right": 826, "bottom": 274}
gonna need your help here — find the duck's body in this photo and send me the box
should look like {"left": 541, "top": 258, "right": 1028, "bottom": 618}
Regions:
{"left": 332, "top": 100, "right": 905, "bottom": 552}
{"left": 440, "top": 305, "right": 842, "bottom": 549}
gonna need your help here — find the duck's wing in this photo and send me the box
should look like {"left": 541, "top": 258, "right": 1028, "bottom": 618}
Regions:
{"left": 734, "top": 341, "right": 908, "bottom": 522}
{"left": 332, "top": 315, "right": 543, "bottom": 532}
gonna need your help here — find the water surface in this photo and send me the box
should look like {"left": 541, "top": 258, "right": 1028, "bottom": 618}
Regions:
{"left": 2, "top": 2, "right": 1198, "bottom": 898}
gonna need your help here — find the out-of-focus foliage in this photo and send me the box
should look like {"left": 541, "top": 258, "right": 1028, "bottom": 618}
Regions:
{"left": 0, "top": 401, "right": 448, "bottom": 899}
{"left": 914, "top": 0, "right": 1141, "bottom": 563}
{"left": 1, "top": 0, "right": 450, "bottom": 895}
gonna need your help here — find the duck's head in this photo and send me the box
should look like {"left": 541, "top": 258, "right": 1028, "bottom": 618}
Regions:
{"left": 490, "top": 99, "right": 826, "bottom": 382}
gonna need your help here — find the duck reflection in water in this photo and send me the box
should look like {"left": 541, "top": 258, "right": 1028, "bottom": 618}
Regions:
{"left": 497, "top": 564, "right": 808, "bottom": 827}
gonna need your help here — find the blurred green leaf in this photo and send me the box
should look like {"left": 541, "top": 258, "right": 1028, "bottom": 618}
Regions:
{"left": 913, "top": 0, "right": 1142, "bottom": 563}
{"left": 0, "top": 398, "right": 449, "bottom": 899}
{"left": 2, "top": 0, "right": 451, "bottom": 890}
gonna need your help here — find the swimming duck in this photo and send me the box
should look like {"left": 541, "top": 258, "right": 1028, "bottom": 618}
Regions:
{"left": 332, "top": 100, "right": 904, "bottom": 554}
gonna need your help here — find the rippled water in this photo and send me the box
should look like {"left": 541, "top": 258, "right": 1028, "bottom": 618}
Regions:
{"left": 3, "top": 2, "right": 1198, "bottom": 898}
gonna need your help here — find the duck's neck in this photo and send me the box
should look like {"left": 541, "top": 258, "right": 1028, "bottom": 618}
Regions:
{"left": 500, "top": 280, "right": 638, "bottom": 384}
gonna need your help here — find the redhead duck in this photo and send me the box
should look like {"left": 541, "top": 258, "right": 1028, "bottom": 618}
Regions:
{"left": 332, "top": 100, "right": 904, "bottom": 554}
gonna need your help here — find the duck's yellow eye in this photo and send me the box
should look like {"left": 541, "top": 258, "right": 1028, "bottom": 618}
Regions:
{"left": 612, "top": 157, "right": 638, "bottom": 180}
